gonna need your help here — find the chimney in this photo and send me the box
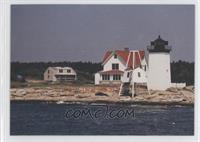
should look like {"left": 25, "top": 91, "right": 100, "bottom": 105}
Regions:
{"left": 124, "top": 47, "right": 129, "bottom": 51}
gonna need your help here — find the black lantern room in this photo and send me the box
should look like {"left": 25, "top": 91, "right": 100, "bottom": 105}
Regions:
{"left": 147, "top": 35, "right": 171, "bottom": 53}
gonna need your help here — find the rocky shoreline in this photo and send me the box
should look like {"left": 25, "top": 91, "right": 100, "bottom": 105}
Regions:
{"left": 10, "top": 84, "right": 194, "bottom": 106}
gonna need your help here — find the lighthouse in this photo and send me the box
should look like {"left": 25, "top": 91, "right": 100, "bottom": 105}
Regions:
{"left": 147, "top": 35, "right": 172, "bottom": 90}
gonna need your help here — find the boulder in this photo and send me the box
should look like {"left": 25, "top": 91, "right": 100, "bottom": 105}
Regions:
{"left": 166, "top": 87, "right": 178, "bottom": 93}
{"left": 95, "top": 92, "right": 109, "bottom": 96}
{"left": 183, "top": 86, "right": 194, "bottom": 93}
{"left": 15, "top": 89, "right": 26, "bottom": 96}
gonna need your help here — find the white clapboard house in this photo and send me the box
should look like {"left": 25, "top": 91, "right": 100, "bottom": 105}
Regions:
{"left": 44, "top": 67, "right": 77, "bottom": 82}
{"left": 95, "top": 48, "right": 148, "bottom": 85}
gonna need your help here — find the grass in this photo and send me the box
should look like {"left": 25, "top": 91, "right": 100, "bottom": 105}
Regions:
{"left": 11, "top": 80, "right": 95, "bottom": 88}
{"left": 11, "top": 81, "right": 28, "bottom": 88}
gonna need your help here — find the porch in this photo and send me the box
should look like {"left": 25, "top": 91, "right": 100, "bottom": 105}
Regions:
{"left": 55, "top": 74, "right": 76, "bottom": 81}
{"left": 99, "top": 69, "right": 124, "bottom": 84}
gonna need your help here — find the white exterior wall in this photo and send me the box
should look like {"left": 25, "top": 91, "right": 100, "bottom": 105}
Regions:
{"left": 44, "top": 67, "right": 54, "bottom": 81}
{"left": 44, "top": 67, "right": 77, "bottom": 81}
{"left": 148, "top": 53, "right": 171, "bottom": 90}
{"left": 103, "top": 55, "right": 126, "bottom": 71}
{"left": 94, "top": 55, "right": 125, "bottom": 84}
{"left": 131, "top": 68, "right": 147, "bottom": 83}
{"left": 95, "top": 73, "right": 100, "bottom": 85}
{"left": 121, "top": 71, "right": 131, "bottom": 82}
{"left": 171, "top": 83, "right": 186, "bottom": 88}
{"left": 122, "top": 58, "right": 147, "bottom": 83}
{"left": 141, "top": 58, "right": 147, "bottom": 66}
{"left": 52, "top": 75, "right": 57, "bottom": 81}
{"left": 53, "top": 67, "right": 76, "bottom": 76}
{"left": 95, "top": 52, "right": 148, "bottom": 85}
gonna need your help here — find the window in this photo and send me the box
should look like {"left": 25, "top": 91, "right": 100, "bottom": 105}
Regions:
{"left": 48, "top": 70, "right": 50, "bottom": 74}
{"left": 67, "top": 69, "right": 71, "bottom": 73}
{"left": 102, "top": 75, "right": 110, "bottom": 80}
{"left": 127, "top": 72, "right": 130, "bottom": 78}
{"left": 112, "top": 64, "right": 119, "bottom": 70}
{"left": 144, "top": 65, "right": 146, "bottom": 71}
{"left": 48, "top": 75, "right": 50, "bottom": 79}
{"left": 113, "top": 75, "right": 121, "bottom": 80}
{"left": 138, "top": 72, "right": 141, "bottom": 77}
{"left": 59, "top": 69, "right": 63, "bottom": 73}
{"left": 114, "top": 54, "right": 117, "bottom": 59}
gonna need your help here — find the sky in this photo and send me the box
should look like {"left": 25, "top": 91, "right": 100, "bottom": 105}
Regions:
{"left": 11, "top": 5, "right": 194, "bottom": 63}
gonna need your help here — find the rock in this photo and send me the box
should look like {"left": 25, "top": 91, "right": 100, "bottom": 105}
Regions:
{"left": 10, "top": 84, "right": 194, "bottom": 105}
{"left": 56, "top": 101, "right": 64, "bottom": 104}
{"left": 120, "top": 96, "right": 131, "bottom": 101}
{"left": 166, "top": 87, "right": 178, "bottom": 93}
{"left": 183, "top": 86, "right": 194, "bottom": 93}
{"left": 95, "top": 92, "right": 109, "bottom": 96}
{"left": 76, "top": 94, "right": 91, "bottom": 98}
{"left": 149, "top": 90, "right": 157, "bottom": 95}
{"left": 182, "top": 99, "right": 187, "bottom": 101}
{"left": 26, "top": 88, "right": 35, "bottom": 93}
{"left": 15, "top": 89, "right": 26, "bottom": 96}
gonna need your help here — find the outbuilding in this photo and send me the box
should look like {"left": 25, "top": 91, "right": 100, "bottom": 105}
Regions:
{"left": 44, "top": 67, "right": 77, "bottom": 82}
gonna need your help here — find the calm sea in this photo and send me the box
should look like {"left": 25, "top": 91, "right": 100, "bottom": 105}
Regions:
{"left": 10, "top": 101, "right": 194, "bottom": 135}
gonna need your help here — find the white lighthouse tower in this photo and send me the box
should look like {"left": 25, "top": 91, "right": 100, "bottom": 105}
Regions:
{"left": 147, "top": 35, "right": 172, "bottom": 90}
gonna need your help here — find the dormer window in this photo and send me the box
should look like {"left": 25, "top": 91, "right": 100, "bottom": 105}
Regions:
{"left": 112, "top": 64, "right": 119, "bottom": 70}
{"left": 67, "top": 69, "right": 71, "bottom": 73}
{"left": 59, "top": 69, "right": 63, "bottom": 73}
{"left": 114, "top": 54, "right": 117, "bottom": 59}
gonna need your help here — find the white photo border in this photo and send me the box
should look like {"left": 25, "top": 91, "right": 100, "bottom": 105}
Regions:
{"left": 0, "top": 0, "right": 199, "bottom": 142}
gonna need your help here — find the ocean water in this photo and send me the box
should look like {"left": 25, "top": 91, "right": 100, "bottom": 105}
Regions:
{"left": 10, "top": 101, "right": 194, "bottom": 135}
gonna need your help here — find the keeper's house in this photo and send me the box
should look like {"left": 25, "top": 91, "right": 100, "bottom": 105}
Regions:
{"left": 44, "top": 67, "right": 77, "bottom": 82}
{"left": 95, "top": 48, "right": 148, "bottom": 85}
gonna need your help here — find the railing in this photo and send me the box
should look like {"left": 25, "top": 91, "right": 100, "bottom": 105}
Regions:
{"left": 129, "top": 71, "right": 132, "bottom": 82}
{"left": 147, "top": 45, "right": 172, "bottom": 52}
{"left": 119, "top": 84, "right": 123, "bottom": 96}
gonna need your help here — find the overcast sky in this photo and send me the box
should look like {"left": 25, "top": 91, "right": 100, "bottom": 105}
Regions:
{"left": 11, "top": 5, "right": 194, "bottom": 63}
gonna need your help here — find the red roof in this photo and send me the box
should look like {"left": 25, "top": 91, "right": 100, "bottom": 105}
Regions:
{"left": 102, "top": 51, "right": 112, "bottom": 63}
{"left": 102, "top": 50, "right": 145, "bottom": 69}
{"left": 99, "top": 69, "right": 124, "bottom": 75}
{"left": 130, "top": 50, "right": 145, "bottom": 69}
